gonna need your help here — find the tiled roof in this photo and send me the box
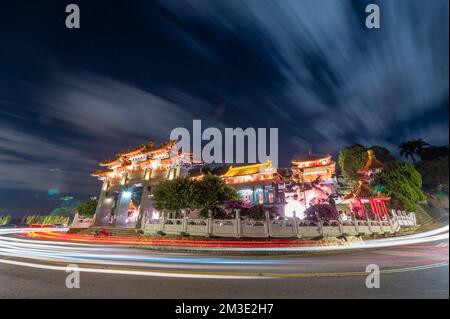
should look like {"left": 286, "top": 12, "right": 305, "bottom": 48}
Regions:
{"left": 222, "top": 161, "right": 273, "bottom": 177}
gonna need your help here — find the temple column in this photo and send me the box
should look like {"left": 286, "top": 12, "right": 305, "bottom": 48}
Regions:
{"left": 369, "top": 199, "right": 376, "bottom": 220}
{"left": 380, "top": 200, "right": 388, "bottom": 219}
{"left": 137, "top": 183, "right": 153, "bottom": 229}
{"left": 94, "top": 180, "right": 112, "bottom": 226}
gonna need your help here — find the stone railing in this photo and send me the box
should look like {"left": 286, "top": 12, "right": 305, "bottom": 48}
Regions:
{"left": 142, "top": 210, "right": 417, "bottom": 239}
{"left": 391, "top": 209, "right": 417, "bottom": 227}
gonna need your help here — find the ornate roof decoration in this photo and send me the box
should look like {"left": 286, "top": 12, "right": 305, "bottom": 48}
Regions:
{"left": 91, "top": 169, "right": 113, "bottom": 177}
{"left": 358, "top": 149, "right": 384, "bottom": 173}
{"left": 343, "top": 181, "right": 390, "bottom": 201}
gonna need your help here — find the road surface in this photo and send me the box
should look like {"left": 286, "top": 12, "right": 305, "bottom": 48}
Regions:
{"left": 0, "top": 228, "right": 448, "bottom": 298}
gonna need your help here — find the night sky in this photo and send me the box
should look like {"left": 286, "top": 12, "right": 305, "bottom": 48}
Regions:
{"left": 0, "top": 0, "right": 448, "bottom": 216}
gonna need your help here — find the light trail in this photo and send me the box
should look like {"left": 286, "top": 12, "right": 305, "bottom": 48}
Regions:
{"left": 0, "top": 226, "right": 448, "bottom": 279}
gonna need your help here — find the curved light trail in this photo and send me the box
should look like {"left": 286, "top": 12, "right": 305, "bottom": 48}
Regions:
{"left": 0, "top": 227, "right": 448, "bottom": 279}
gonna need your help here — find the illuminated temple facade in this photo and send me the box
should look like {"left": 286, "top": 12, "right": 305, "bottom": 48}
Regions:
{"left": 91, "top": 141, "right": 193, "bottom": 228}
{"left": 222, "top": 161, "right": 285, "bottom": 206}
{"left": 92, "top": 142, "right": 336, "bottom": 228}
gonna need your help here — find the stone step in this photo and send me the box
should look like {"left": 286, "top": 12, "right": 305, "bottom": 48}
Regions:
{"left": 415, "top": 205, "right": 436, "bottom": 227}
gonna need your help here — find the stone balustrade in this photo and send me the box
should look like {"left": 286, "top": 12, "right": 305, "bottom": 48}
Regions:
{"left": 142, "top": 209, "right": 417, "bottom": 239}
{"left": 71, "top": 213, "right": 95, "bottom": 228}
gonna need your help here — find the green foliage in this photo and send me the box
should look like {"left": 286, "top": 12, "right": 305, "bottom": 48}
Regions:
{"left": 0, "top": 214, "right": 11, "bottom": 225}
{"left": 338, "top": 144, "right": 367, "bottom": 180}
{"left": 153, "top": 177, "right": 196, "bottom": 214}
{"left": 21, "top": 214, "right": 69, "bottom": 225}
{"left": 240, "top": 204, "right": 279, "bottom": 220}
{"left": 192, "top": 174, "right": 239, "bottom": 215}
{"left": 339, "top": 144, "right": 395, "bottom": 181}
{"left": 153, "top": 174, "right": 239, "bottom": 218}
{"left": 49, "top": 206, "right": 76, "bottom": 217}
{"left": 77, "top": 200, "right": 98, "bottom": 217}
{"left": 370, "top": 145, "right": 395, "bottom": 164}
{"left": 41, "top": 215, "right": 70, "bottom": 225}
{"left": 335, "top": 175, "right": 357, "bottom": 196}
{"left": 373, "top": 162, "right": 426, "bottom": 211}
{"left": 415, "top": 156, "right": 449, "bottom": 191}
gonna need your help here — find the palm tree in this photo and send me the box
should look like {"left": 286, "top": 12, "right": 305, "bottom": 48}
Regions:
{"left": 399, "top": 138, "right": 430, "bottom": 162}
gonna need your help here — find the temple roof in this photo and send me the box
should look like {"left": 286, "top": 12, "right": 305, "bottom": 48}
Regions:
{"left": 291, "top": 151, "right": 334, "bottom": 166}
{"left": 99, "top": 159, "right": 122, "bottom": 167}
{"left": 343, "top": 181, "right": 390, "bottom": 201}
{"left": 118, "top": 145, "right": 146, "bottom": 157}
{"left": 358, "top": 149, "right": 384, "bottom": 173}
{"left": 98, "top": 140, "right": 176, "bottom": 167}
{"left": 91, "top": 169, "right": 113, "bottom": 177}
{"left": 222, "top": 161, "right": 273, "bottom": 177}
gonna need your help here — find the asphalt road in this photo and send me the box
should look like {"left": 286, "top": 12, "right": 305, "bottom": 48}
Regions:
{"left": 0, "top": 228, "right": 448, "bottom": 299}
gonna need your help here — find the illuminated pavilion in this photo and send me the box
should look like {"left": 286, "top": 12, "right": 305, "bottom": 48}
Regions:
{"left": 343, "top": 149, "right": 390, "bottom": 220}
{"left": 291, "top": 151, "right": 336, "bottom": 183}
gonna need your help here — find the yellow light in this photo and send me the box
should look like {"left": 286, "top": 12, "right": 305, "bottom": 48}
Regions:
{"left": 151, "top": 160, "right": 161, "bottom": 169}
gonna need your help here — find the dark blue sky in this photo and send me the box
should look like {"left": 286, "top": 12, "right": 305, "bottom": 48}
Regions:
{"left": 0, "top": 0, "right": 448, "bottom": 216}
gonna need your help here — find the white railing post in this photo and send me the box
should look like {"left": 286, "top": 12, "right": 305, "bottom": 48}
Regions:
{"left": 319, "top": 219, "right": 325, "bottom": 238}
{"left": 338, "top": 219, "right": 344, "bottom": 235}
{"left": 386, "top": 210, "right": 395, "bottom": 233}
{"left": 351, "top": 212, "right": 360, "bottom": 235}
{"left": 376, "top": 212, "right": 384, "bottom": 234}
{"left": 141, "top": 213, "right": 147, "bottom": 232}
{"left": 292, "top": 212, "right": 300, "bottom": 238}
{"left": 264, "top": 211, "right": 270, "bottom": 238}
{"left": 182, "top": 217, "right": 188, "bottom": 233}
{"left": 160, "top": 213, "right": 165, "bottom": 232}
{"left": 235, "top": 210, "right": 241, "bottom": 238}
{"left": 206, "top": 212, "right": 212, "bottom": 237}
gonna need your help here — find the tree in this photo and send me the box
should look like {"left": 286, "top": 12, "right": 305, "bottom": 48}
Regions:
{"left": 304, "top": 204, "right": 338, "bottom": 221}
{"left": 193, "top": 174, "right": 239, "bottom": 218}
{"left": 339, "top": 144, "right": 395, "bottom": 181}
{"left": 152, "top": 177, "right": 196, "bottom": 216}
{"left": 373, "top": 162, "right": 426, "bottom": 211}
{"left": 49, "top": 206, "right": 76, "bottom": 217}
{"left": 415, "top": 155, "right": 449, "bottom": 191}
{"left": 239, "top": 204, "right": 279, "bottom": 220}
{"left": 417, "top": 146, "right": 448, "bottom": 162}
{"left": 76, "top": 200, "right": 98, "bottom": 217}
{"left": 370, "top": 145, "right": 395, "bottom": 164}
{"left": 224, "top": 200, "right": 249, "bottom": 218}
{"left": 399, "top": 138, "right": 430, "bottom": 162}
{"left": 0, "top": 214, "right": 11, "bottom": 225}
{"left": 335, "top": 175, "right": 358, "bottom": 196}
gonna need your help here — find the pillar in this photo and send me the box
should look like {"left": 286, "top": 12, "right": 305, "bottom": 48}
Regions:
{"left": 235, "top": 210, "right": 241, "bottom": 238}
{"left": 206, "top": 211, "right": 213, "bottom": 237}
{"left": 94, "top": 180, "right": 109, "bottom": 226}
{"left": 114, "top": 189, "right": 132, "bottom": 227}
{"left": 380, "top": 200, "right": 388, "bottom": 219}
{"left": 264, "top": 210, "right": 270, "bottom": 238}
{"left": 136, "top": 182, "right": 152, "bottom": 229}
{"left": 292, "top": 211, "right": 300, "bottom": 238}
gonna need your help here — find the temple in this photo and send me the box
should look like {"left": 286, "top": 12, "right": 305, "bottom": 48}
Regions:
{"left": 90, "top": 142, "right": 389, "bottom": 229}
{"left": 91, "top": 140, "right": 193, "bottom": 228}
{"left": 343, "top": 149, "right": 390, "bottom": 220}
{"left": 291, "top": 151, "right": 336, "bottom": 183}
{"left": 357, "top": 149, "right": 384, "bottom": 183}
